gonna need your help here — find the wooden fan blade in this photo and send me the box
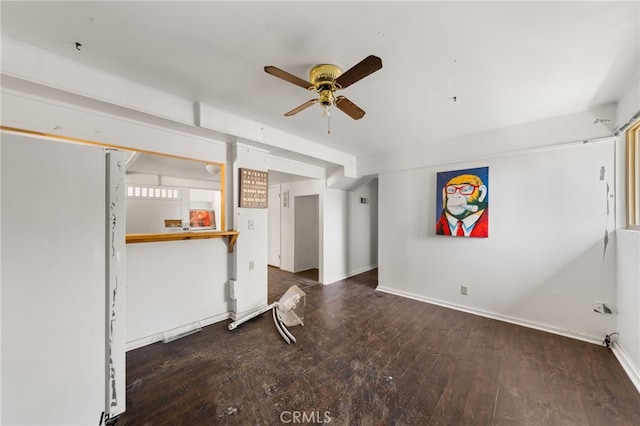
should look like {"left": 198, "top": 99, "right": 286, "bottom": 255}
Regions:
{"left": 285, "top": 99, "right": 318, "bottom": 116}
{"left": 335, "top": 55, "right": 382, "bottom": 89}
{"left": 264, "top": 66, "right": 313, "bottom": 90}
{"left": 335, "top": 96, "right": 365, "bottom": 120}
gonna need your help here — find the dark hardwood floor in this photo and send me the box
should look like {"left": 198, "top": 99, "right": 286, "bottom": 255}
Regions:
{"left": 116, "top": 267, "right": 640, "bottom": 425}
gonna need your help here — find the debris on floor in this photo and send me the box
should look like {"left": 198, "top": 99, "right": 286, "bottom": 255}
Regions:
{"left": 227, "top": 285, "right": 306, "bottom": 344}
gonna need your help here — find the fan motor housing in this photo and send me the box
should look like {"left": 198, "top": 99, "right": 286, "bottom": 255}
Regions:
{"left": 310, "top": 64, "right": 343, "bottom": 90}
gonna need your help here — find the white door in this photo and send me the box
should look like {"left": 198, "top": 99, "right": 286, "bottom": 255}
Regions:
{"left": 1, "top": 133, "right": 117, "bottom": 425}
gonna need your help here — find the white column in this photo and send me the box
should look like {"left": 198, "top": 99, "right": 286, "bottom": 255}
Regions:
{"left": 229, "top": 143, "right": 270, "bottom": 318}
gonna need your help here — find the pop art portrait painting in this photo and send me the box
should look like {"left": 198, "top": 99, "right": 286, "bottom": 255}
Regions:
{"left": 435, "top": 166, "right": 489, "bottom": 238}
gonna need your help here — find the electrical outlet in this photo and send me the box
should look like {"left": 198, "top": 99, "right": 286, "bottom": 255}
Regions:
{"left": 593, "top": 301, "right": 605, "bottom": 314}
{"left": 249, "top": 260, "right": 255, "bottom": 270}
{"left": 461, "top": 285, "right": 468, "bottom": 296}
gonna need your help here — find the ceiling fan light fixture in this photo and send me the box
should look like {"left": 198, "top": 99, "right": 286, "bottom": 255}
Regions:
{"left": 205, "top": 163, "right": 220, "bottom": 175}
{"left": 321, "top": 103, "right": 331, "bottom": 118}
{"left": 310, "top": 64, "right": 343, "bottom": 88}
{"left": 318, "top": 89, "right": 334, "bottom": 118}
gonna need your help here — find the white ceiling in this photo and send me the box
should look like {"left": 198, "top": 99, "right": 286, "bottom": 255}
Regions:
{"left": 124, "top": 150, "right": 303, "bottom": 186}
{"left": 1, "top": 1, "right": 638, "bottom": 163}
{"left": 125, "top": 150, "right": 220, "bottom": 181}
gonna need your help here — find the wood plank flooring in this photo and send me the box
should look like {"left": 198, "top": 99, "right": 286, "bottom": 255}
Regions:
{"left": 115, "top": 267, "right": 640, "bottom": 425}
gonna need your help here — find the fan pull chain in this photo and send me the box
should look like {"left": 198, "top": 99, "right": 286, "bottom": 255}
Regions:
{"left": 327, "top": 113, "right": 331, "bottom": 135}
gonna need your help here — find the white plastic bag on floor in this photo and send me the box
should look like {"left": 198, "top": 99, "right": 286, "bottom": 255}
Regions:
{"left": 277, "top": 285, "right": 306, "bottom": 327}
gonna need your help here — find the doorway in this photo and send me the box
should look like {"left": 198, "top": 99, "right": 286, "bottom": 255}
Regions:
{"left": 294, "top": 194, "right": 319, "bottom": 277}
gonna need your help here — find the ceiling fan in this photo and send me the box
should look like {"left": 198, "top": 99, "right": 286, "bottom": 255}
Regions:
{"left": 264, "top": 55, "right": 383, "bottom": 127}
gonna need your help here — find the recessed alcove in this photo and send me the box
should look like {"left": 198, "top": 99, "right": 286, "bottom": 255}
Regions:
{"left": 123, "top": 151, "right": 238, "bottom": 250}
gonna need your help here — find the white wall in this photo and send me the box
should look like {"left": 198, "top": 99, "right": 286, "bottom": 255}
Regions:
{"left": 323, "top": 189, "right": 350, "bottom": 284}
{"left": 613, "top": 78, "right": 640, "bottom": 390}
{"left": 1, "top": 135, "right": 111, "bottom": 424}
{"left": 615, "top": 77, "right": 640, "bottom": 130}
{"left": 616, "top": 230, "right": 640, "bottom": 388}
{"left": 378, "top": 138, "right": 616, "bottom": 343}
{"left": 360, "top": 103, "right": 616, "bottom": 176}
{"left": 348, "top": 181, "right": 378, "bottom": 275}
{"left": 126, "top": 198, "right": 182, "bottom": 233}
{"left": 126, "top": 239, "right": 230, "bottom": 349}
{"left": 230, "top": 144, "right": 269, "bottom": 318}
{"left": 322, "top": 184, "right": 380, "bottom": 284}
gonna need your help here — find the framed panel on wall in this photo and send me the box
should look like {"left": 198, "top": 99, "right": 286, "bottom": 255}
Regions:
{"left": 239, "top": 168, "right": 268, "bottom": 208}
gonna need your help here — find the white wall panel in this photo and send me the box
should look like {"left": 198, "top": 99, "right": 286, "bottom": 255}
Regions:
{"left": 616, "top": 230, "right": 640, "bottom": 390}
{"left": 105, "top": 150, "right": 126, "bottom": 418}
{"left": 268, "top": 185, "right": 281, "bottom": 267}
{"left": 126, "top": 239, "right": 230, "bottom": 349}
{"left": 348, "top": 182, "right": 378, "bottom": 275}
{"left": 1, "top": 134, "right": 107, "bottom": 425}
{"left": 230, "top": 144, "right": 269, "bottom": 317}
{"left": 323, "top": 189, "right": 349, "bottom": 284}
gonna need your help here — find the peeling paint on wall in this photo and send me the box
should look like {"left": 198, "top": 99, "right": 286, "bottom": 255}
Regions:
{"left": 600, "top": 164, "right": 610, "bottom": 262}
{"left": 105, "top": 151, "right": 125, "bottom": 418}
{"left": 108, "top": 158, "right": 120, "bottom": 410}
{"left": 600, "top": 166, "right": 611, "bottom": 216}
{"left": 109, "top": 280, "right": 118, "bottom": 408}
{"left": 602, "top": 229, "right": 609, "bottom": 262}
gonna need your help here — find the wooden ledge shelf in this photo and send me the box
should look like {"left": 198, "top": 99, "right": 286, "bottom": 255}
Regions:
{"left": 126, "top": 230, "right": 239, "bottom": 253}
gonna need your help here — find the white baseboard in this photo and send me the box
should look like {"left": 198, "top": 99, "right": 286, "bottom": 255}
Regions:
{"left": 347, "top": 264, "right": 378, "bottom": 278}
{"left": 611, "top": 342, "right": 640, "bottom": 393}
{"left": 126, "top": 311, "right": 231, "bottom": 351}
{"left": 324, "top": 264, "right": 378, "bottom": 285}
{"left": 230, "top": 303, "right": 270, "bottom": 321}
{"left": 376, "top": 286, "right": 640, "bottom": 394}
{"left": 375, "top": 286, "right": 602, "bottom": 345}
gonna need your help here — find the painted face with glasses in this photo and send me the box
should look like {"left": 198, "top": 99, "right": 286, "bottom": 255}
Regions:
{"left": 443, "top": 174, "right": 487, "bottom": 219}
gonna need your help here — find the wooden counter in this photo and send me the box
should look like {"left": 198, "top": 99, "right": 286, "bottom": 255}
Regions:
{"left": 126, "top": 230, "right": 239, "bottom": 253}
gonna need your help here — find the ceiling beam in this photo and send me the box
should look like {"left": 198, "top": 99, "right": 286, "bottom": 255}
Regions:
{"left": 2, "top": 38, "right": 357, "bottom": 178}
